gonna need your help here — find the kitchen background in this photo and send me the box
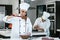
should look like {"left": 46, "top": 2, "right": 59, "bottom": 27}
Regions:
{"left": 0, "top": 0, "right": 60, "bottom": 40}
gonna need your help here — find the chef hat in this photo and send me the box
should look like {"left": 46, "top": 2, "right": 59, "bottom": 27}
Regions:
{"left": 20, "top": 3, "right": 30, "bottom": 11}
{"left": 42, "top": 11, "right": 50, "bottom": 20}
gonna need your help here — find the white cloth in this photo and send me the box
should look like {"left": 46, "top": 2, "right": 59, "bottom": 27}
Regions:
{"left": 33, "top": 17, "right": 50, "bottom": 36}
{"left": 20, "top": 3, "right": 30, "bottom": 11}
{"left": 3, "top": 16, "right": 32, "bottom": 39}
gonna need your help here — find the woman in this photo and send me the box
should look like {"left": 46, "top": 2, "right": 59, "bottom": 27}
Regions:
{"left": 3, "top": 3, "right": 32, "bottom": 40}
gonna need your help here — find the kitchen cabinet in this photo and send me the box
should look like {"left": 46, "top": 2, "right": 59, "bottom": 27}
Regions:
{"left": 46, "top": 1, "right": 60, "bottom": 37}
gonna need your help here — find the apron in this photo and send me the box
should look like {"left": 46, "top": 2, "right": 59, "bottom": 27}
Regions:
{"left": 9, "top": 17, "right": 32, "bottom": 40}
{"left": 19, "top": 18, "right": 31, "bottom": 40}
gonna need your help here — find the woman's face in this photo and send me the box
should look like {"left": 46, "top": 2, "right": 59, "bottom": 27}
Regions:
{"left": 20, "top": 9, "right": 27, "bottom": 17}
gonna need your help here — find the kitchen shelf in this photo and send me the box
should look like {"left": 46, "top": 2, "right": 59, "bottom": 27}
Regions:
{"left": 47, "top": 7, "right": 55, "bottom": 8}
{"left": 50, "top": 20, "right": 55, "bottom": 21}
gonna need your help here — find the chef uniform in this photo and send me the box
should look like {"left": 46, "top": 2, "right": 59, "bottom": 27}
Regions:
{"left": 3, "top": 3, "right": 32, "bottom": 40}
{"left": 33, "top": 11, "right": 50, "bottom": 36}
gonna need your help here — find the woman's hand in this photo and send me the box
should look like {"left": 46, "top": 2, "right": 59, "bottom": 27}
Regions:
{"left": 37, "top": 27, "right": 44, "bottom": 32}
{"left": 26, "top": 32, "right": 31, "bottom": 35}
{"left": 34, "top": 25, "right": 39, "bottom": 30}
{"left": 7, "top": 16, "right": 14, "bottom": 19}
{"left": 34, "top": 25, "right": 44, "bottom": 32}
{"left": 12, "top": 13, "right": 18, "bottom": 17}
{"left": 7, "top": 13, "right": 18, "bottom": 20}
{"left": 20, "top": 35, "right": 30, "bottom": 39}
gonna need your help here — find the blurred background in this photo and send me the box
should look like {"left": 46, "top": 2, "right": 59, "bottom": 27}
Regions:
{"left": 0, "top": 0, "right": 60, "bottom": 40}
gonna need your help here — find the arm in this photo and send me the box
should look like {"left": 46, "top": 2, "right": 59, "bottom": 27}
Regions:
{"left": 34, "top": 25, "right": 44, "bottom": 32}
{"left": 33, "top": 19, "right": 38, "bottom": 30}
{"left": 3, "top": 15, "right": 14, "bottom": 23}
{"left": 33, "top": 18, "right": 44, "bottom": 31}
{"left": 27, "top": 18, "right": 32, "bottom": 36}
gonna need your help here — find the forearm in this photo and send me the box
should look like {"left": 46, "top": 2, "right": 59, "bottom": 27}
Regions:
{"left": 3, "top": 15, "right": 13, "bottom": 20}
{"left": 34, "top": 25, "right": 44, "bottom": 31}
{"left": 3, "top": 16, "right": 13, "bottom": 23}
{"left": 34, "top": 25, "right": 39, "bottom": 30}
{"left": 38, "top": 28, "right": 44, "bottom": 32}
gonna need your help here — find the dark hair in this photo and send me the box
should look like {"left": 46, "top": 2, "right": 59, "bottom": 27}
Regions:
{"left": 25, "top": 12, "right": 27, "bottom": 16}
{"left": 20, "top": 11, "right": 27, "bottom": 16}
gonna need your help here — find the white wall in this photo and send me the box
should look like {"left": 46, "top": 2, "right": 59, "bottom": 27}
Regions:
{"left": 36, "top": 0, "right": 55, "bottom": 5}
{"left": 37, "top": 0, "right": 60, "bottom": 5}
{"left": 0, "top": 0, "right": 19, "bottom": 14}
{"left": 9, "top": 0, "right": 19, "bottom": 14}
{"left": 27, "top": 9, "right": 36, "bottom": 25}
{"left": 0, "top": 0, "right": 11, "bottom": 4}
{"left": 27, "top": 1, "right": 37, "bottom": 25}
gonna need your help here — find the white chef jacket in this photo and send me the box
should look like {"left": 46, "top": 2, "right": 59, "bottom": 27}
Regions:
{"left": 3, "top": 16, "right": 32, "bottom": 39}
{"left": 33, "top": 17, "right": 50, "bottom": 36}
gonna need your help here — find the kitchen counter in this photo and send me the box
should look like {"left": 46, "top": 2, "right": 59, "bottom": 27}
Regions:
{"left": 1, "top": 37, "right": 60, "bottom": 40}
{"left": 0, "top": 29, "right": 47, "bottom": 38}
{"left": 0, "top": 29, "right": 60, "bottom": 40}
